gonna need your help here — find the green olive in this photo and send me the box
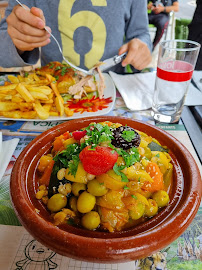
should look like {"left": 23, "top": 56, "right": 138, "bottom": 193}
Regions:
{"left": 87, "top": 179, "right": 108, "bottom": 196}
{"left": 71, "top": 183, "right": 86, "bottom": 196}
{"left": 47, "top": 194, "right": 67, "bottom": 212}
{"left": 129, "top": 203, "right": 145, "bottom": 220}
{"left": 152, "top": 190, "right": 169, "bottom": 207}
{"left": 77, "top": 191, "right": 96, "bottom": 213}
{"left": 69, "top": 196, "right": 78, "bottom": 212}
{"left": 145, "top": 199, "right": 158, "bottom": 217}
{"left": 81, "top": 211, "right": 101, "bottom": 230}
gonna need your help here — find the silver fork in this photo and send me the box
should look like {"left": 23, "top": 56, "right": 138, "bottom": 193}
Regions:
{"left": 15, "top": 0, "right": 91, "bottom": 75}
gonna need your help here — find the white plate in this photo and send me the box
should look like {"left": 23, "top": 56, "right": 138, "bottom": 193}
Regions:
{"left": 0, "top": 73, "right": 115, "bottom": 121}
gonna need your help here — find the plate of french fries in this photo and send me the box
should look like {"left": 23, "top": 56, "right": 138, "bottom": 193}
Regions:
{"left": 0, "top": 62, "right": 115, "bottom": 121}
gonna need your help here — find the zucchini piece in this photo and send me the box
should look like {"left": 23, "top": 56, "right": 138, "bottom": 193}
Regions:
{"left": 148, "top": 141, "right": 169, "bottom": 153}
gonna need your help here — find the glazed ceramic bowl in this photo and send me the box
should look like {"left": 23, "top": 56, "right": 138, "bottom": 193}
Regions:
{"left": 10, "top": 116, "right": 202, "bottom": 263}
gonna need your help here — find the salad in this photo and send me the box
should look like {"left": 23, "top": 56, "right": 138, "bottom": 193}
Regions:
{"left": 36, "top": 121, "right": 173, "bottom": 232}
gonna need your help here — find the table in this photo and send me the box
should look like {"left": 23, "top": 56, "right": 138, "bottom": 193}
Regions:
{"left": 0, "top": 87, "right": 201, "bottom": 270}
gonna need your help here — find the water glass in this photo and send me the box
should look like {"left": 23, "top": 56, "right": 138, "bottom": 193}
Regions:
{"left": 152, "top": 39, "right": 200, "bottom": 123}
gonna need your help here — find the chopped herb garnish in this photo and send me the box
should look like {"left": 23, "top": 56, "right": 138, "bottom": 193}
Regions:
{"left": 121, "top": 130, "right": 135, "bottom": 142}
{"left": 124, "top": 186, "right": 129, "bottom": 190}
{"left": 155, "top": 153, "right": 160, "bottom": 158}
{"left": 55, "top": 66, "right": 61, "bottom": 70}
{"left": 83, "top": 123, "right": 114, "bottom": 147}
{"left": 61, "top": 67, "right": 68, "bottom": 76}
{"left": 24, "top": 72, "right": 29, "bottom": 77}
{"left": 53, "top": 143, "right": 81, "bottom": 176}
{"left": 131, "top": 195, "right": 137, "bottom": 199}
{"left": 49, "top": 63, "right": 55, "bottom": 68}
{"left": 54, "top": 75, "right": 59, "bottom": 81}
{"left": 113, "top": 163, "right": 128, "bottom": 182}
{"left": 68, "top": 155, "right": 80, "bottom": 177}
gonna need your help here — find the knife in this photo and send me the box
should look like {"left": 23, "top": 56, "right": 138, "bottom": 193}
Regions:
{"left": 94, "top": 52, "right": 127, "bottom": 73}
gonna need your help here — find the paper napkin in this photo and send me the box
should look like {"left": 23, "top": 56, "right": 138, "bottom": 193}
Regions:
{"left": 0, "top": 133, "right": 19, "bottom": 182}
{"left": 109, "top": 71, "right": 202, "bottom": 111}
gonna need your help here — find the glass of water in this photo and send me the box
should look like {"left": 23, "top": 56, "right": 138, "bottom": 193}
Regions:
{"left": 152, "top": 39, "right": 200, "bottom": 124}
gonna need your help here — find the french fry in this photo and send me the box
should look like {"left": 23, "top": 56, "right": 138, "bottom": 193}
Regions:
{"left": 17, "top": 75, "right": 26, "bottom": 82}
{"left": 46, "top": 74, "right": 64, "bottom": 104}
{"left": 30, "top": 91, "right": 49, "bottom": 100}
{"left": 33, "top": 100, "right": 49, "bottom": 120}
{"left": 43, "top": 104, "right": 52, "bottom": 112}
{"left": 0, "top": 94, "right": 8, "bottom": 101}
{"left": 19, "top": 102, "right": 33, "bottom": 112}
{"left": 7, "top": 75, "right": 19, "bottom": 84}
{"left": 55, "top": 96, "right": 64, "bottom": 116}
{"left": 33, "top": 73, "right": 40, "bottom": 81}
{"left": 0, "top": 84, "right": 17, "bottom": 91}
{"left": 49, "top": 111, "right": 59, "bottom": 116}
{"left": 2, "top": 110, "right": 37, "bottom": 119}
{"left": 64, "top": 107, "right": 74, "bottom": 116}
{"left": 0, "top": 102, "right": 19, "bottom": 111}
{"left": 40, "top": 99, "right": 53, "bottom": 104}
{"left": 16, "top": 83, "right": 35, "bottom": 102}
{"left": 11, "top": 95, "right": 24, "bottom": 103}
{"left": 25, "top": 85, "right": 52, "bottom": 95}
{"left": 51, "top": 82, "right": 64, "bottom": 104}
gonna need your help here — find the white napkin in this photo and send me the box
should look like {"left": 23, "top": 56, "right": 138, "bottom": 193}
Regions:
{"left": 109, "top": 71, "right": 202, "bottom": 110}
{"left": 0, "top": 133, "right": 19, "bottom": 182}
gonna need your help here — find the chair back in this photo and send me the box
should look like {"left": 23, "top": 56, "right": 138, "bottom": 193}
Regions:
{"left": 175, "top": 18, "right": 191, "bottom": 40}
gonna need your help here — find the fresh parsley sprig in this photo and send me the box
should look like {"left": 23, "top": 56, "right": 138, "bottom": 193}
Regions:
{"left": 53, "top": 143, "right": 81, "bottom": 176}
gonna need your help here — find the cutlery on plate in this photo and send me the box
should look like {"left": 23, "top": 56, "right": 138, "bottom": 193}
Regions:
{"left": 97, "top": 52, "right": 127, "bottom": 73}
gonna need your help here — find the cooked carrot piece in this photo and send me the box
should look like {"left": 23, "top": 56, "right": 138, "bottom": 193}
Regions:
{"left": 143, "top": 162, "right": 164, "bottom": 192}
{"left": 39, "top": 160, "right": 55, "bottom": 186}
{"left": 53, "top": 132, "right": 70, "bottom": 152}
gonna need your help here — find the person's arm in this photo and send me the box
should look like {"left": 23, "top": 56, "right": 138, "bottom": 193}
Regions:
{"left": 164, "top": 1, "right": 179, "bottom": 13}
{"left": 119, "top": 0, "right": 152, "bottom": 70}
{"left": 153, "top": 1, "right": 179, "bottom": 14}
{"left": 0, "top": 0, "right": 48, "bottom": 68}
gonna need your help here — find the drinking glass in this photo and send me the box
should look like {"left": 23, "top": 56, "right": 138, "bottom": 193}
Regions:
{"left": 152, "top": 39, "right": 200, "bottom": 123}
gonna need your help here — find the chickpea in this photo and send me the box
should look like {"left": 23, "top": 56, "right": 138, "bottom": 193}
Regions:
{"left": 87, "top": 179, "right": 108, "bottom": 196}
{"left": 152, "top": 190, "right": 169, "bottom": 208}
{"left": 77, "top": 191, "right": 96, "bottom": 213}
{"left": 145, "top": 199, "right": 158, "bottom": 217}
{"left": 57, "top": 168, "right": 66, "bottom": 180}
{"left": 87, "top": 173, "right": 95, "bottom": 181}
{"left": 47, "top": 194, "right": 67, "bottom": 212}
{"left": 71, "top": 183, "right": 86, "bottom": 196}
{"left": 81, "top": 211, "right": 101, "bottom": 230}
{"left": 129, "top": 203, "right": 145, "bottom": 220}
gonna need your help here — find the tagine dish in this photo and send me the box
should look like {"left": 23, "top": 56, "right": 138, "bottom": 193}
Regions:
{"left": 10, "top": 116, "right": 202, "bottom": 262}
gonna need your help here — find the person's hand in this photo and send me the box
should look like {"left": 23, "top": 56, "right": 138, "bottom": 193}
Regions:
{"left": 6, "top": 5, "right": 51, "bottom": 52}
{"left": 147, "top": 3, "right": 154, "bottom": 10}
{"left": 153, "top": 5, "right": 164, "bottom": 14}
{"left": 119, "top": 38, "right": 152, "bottom": 71}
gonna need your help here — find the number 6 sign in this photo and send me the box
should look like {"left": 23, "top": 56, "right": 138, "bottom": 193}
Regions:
{"left": 58, "top": 0, "right": 107, "bottom": 69}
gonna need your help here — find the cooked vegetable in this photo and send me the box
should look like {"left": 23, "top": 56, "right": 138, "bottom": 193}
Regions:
{"left": 81, "top": 211, "right": 100, "bottom": 230}
{"left": 36, "top": 121, "right": 173, "bottom": 232}
{"left": 47, "top": 194, "right": 67, "bottom": 212}
{"left": 152, "top": 190, "right": 169, "bottom": 207}
{"left": 77, "top": 191, "right": 96, "bottom": 213}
